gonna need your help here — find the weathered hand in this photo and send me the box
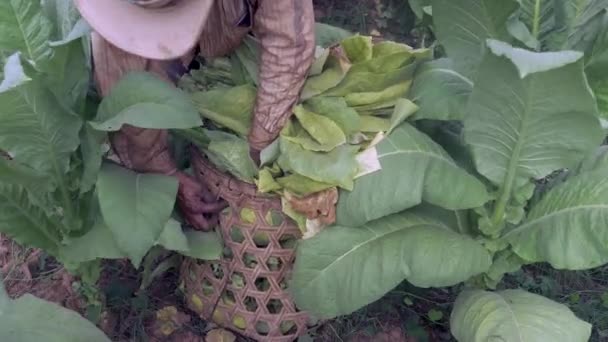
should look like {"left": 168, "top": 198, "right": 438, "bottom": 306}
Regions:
{"left": 174, "top": 171, "right": 227, "bottom": 231}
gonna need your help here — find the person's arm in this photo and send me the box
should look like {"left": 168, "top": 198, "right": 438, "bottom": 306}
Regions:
{"left": 247, "top": 0, "right": 316, "bottom": 154}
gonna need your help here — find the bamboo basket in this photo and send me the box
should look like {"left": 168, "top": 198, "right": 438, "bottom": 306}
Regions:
{"left": 180, "top": 147, "right": 310, "bottom": 341}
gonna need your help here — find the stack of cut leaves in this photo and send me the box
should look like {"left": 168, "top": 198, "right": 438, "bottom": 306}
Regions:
{"left": 177, "top": 34, "right": 430, "bottom": 232}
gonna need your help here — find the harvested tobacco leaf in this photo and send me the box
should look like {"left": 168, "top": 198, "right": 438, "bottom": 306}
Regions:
{"left": 239, "top": 208, "right": 256, "bottom": 224}
{"left": 203, "top": 129, "right": 258, "bottom": 182}
{"left": 293, "top": 105, "right": 346, "bottom": 148}
{"left": 300, "top": 47, "right": 351, "bottom": 100}
{"left": 344, "top": 80, "right": 412, "bottom": 107}
{"left": 256, "top": 168, "right": 282, "bottom": 193}
{"left": 373, "top": 40, "right": 413, "bottom": 57}
{"left": 278, "top": 138, "right": 359, "bottom": 190}
{"left": 265, "top": 209, "right": 284, "bottom": 226}
{"left": 341, "top": 35, "right": 373, "bottom": 63}
{"left": 191, "top": 84, "right": 256, "bottom": 137}
{"left": 303, "top": 97, "right": 360, "bottom": 136}
{"left": 349, "top": 51, "right": 414, "bottom": 74}
{"left": 276, "top": 173, "right": 334, "bottom": 197}
{"left": 281, "top": 197, "right": 307, "bottom": 232}
{"left": 323, "top": 62, "right": 418, "bottom": 97}
{"left": 359, "top": 116, "right": 391, "bottom": 133}
{"left": 281, "top": 120, "right": 343, "bottom": 152}
{"left": 310, "top": 47, "right": 330, "bottom": 76}
{"left": 286, "top": 188, "right": 338, "bottom": 226}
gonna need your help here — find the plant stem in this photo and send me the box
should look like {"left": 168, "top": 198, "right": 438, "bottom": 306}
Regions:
{"left": 51, "top": 158, "right": 76, "bottom": 231}
{"left": 532, "top": 0, "right": 542, "bottom": 40}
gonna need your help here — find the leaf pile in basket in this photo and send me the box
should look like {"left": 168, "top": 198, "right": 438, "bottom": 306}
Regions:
{"left": 177, "top": 34, "right": 430, "bottom": 233}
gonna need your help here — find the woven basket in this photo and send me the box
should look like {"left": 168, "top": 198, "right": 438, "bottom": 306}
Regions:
{"left": 180, "top": 147, "right": 310, "bottom": 341}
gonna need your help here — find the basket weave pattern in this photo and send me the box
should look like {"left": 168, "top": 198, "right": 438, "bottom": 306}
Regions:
{"left": 180, "top": 148, "right": 309, "bottom": 341}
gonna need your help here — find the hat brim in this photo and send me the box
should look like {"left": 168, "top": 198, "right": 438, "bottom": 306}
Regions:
{"left": 75, "top": 0, "right": 213, "bottom": 60}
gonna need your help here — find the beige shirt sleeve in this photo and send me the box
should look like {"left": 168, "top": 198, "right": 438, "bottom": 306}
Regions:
{"left": 247, "top": 0, "right": 316, "bottom": 151}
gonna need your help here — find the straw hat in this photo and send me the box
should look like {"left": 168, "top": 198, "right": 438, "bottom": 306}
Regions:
{"left": 74, "top": 0, "right": 214, "bottom": 60}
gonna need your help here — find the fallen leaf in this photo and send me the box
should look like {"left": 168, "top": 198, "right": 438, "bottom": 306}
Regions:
{"left": 286, "top": 188, "right": 338, "bottom": 226}
{"left": 205, "top": 329, "right": 236, "bottom": 342}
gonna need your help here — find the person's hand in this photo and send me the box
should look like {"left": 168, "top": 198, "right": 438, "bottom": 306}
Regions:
{"left": 174, "top": 171, "right": 227, "bottom": 230}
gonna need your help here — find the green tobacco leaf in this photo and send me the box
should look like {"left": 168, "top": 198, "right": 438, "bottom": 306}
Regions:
{"left": 558, "top": 0, "right": 607, "bottom": 52}
{"left": 96, "top": 163, "right": 179, "bottom": 267}
{"left": 507, "top": 15, "right": 541, "bottom": 50}
{"left": 408, "top": 0, "right": 432, "bottom": 18}
{"left": 0, "top": 158, "right": 46, "bottom": 188}
{"left": 0, "top": 283, "right": 111, "bottom": 342}
{"left": 60, "top": 217, "right": 217, "bottom": 263}
{"left": 156, "top": 218, "right": 189, "bottom": 252}
{"left": 79, "top": 126, "right": 107, "bottom": 194}
{"left": 44, "top": 38, "right": 90, "bottom": 112}
{"left": 260, "top": 139, "right": 280, "bottom": 166}
{"left": 203, "top": 129, "right": 257, "bottom": 183}
{"left": 276, "top": 174, "right": 334, "bottom": 197}
{"left": 451, "top": 289, "right": 591, "bottom": 342}
{"left": 179, "top": 230, "right": 223, "bottom": 260}
{"left": 464, "top": 40, "right": 603, "bottom": 228}
{"left": 588, "top": 70, "right": 608, "bottom": 119}
{"left": 337, "top": 123, "right": 489, "bottom": 227}
{"left": 577, "top": 145, "right": 608, "bottom": 173}
{"left": 59, "top": 219, "right": 125, "bottom": 263}
{"left": 585, "top": 14, "right": 608, "bottom": 118}
{"left": 291, "top": 210, "right": 491, "bottom": 318}
{"left": 303, "top": 97, "right": 360, "bottom": 136}
{"left": 234, "top": 36, "right": 260, "bottom": 85}
{"left": 340, "top": 35, "right": 373, "bottom": 63}
{"left": 411, "top": 203, "right": 473, "bottom": 235}
{"left": 0, "top": 53, "right": 82, "bottom": 178}
{"left": 92, "top": 72, "right": 202, "bottom": 131}
{"left": 432, "top": 0, "right": 518, "bottom": 77}
{"left": 387, "top": 98, "right": 418, "bottom": 134}
{"left": 293, "top": 105, "right": 346, "bottom": 149}
{"left": 315, "top": 23, "right": 354, "bottom": 48}
{"left": 0, "top": 183, "right": 61, "bottom": 254}
{"left": 410, "top": 58, "right": 473, "bottom": 121}
{"left": 508, "top": 0, "right": 557, "bottom": 50}
{"left": 191, "top": 84, "right": 256, "bottom": 137}
{"left": 49, "top": 19, "right": 90, "bottom": 47}
{"left": 483, "top": 249, "right": 525, "bottom": 289}
{"left": 0, "top": 0, "right": 53, "bottom": 69}
{"left": 42, "top": 0, "right": 84, "bottom": 42}
{"left": 278, "top": 138, "right": 359, "bottom": 190}
{"left": 505, "top": 168, "right": 608, "bottom": 270}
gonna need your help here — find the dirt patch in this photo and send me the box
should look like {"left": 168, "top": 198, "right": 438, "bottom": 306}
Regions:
{"left": 0, "top": 234, "right": 84, "bottom": 311}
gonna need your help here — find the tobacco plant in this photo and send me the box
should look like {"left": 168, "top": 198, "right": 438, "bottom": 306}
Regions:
{"left": 291, "top": 0, "right": 608, "bottom": 340}
{"left": 0, "top": 0, "right": 220, "bottom": 339}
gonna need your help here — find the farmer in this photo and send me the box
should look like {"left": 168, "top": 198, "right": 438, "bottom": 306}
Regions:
{"left": 74, "top": 0, "right": 316, "bottom": 230}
